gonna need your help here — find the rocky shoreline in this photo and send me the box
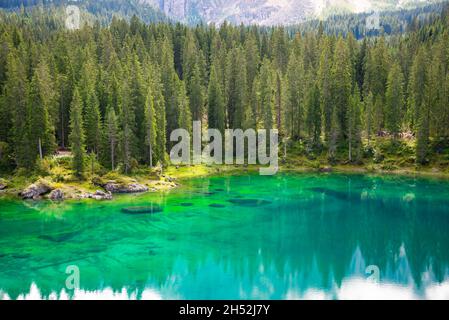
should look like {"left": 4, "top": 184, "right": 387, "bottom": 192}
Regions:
{"left": 9, "top": 176, "right": 178, "bottom": 201}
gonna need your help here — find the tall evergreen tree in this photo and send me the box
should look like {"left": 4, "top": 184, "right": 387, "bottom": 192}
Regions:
{"left": 208, "top": 64, "right": 225, "bottom": 133}
{"left": 331, "top": 37, "right": 351, "bottom": 141}
{"left": 105, "top": 107, "right": 118, "bottom": 170}
{"left": 385, "top": 63, "right": 404, "bottom": 139}
{"left": 347, "top": 91, "right": 362, "bottom": 162}
{"left": 286, "top": 51, "right": 304, "bottom": 140}
{"left": 118, "top": 82, "right": 136, "bottom": 174}
{"left": 259, "top": 58, "right": 275, "bottom": 130}
{"left": 69, "top": 88, "right": 86, "bottom": 177}
{"left": 28, "top": 63, "right": 56, "bottom": 161}
{"left": 305, "top": 82, "right": 321, "bottom": 146}
{"left": 144, "top": 85, "right": 156, "bottom": 167}
{"left": 225, "top": 47, "right": 247, "bottom": 129}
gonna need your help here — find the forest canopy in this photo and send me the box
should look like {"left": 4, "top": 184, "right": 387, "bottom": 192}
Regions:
{"left": 1, "top": 3, "right": 449, "bottom": 175}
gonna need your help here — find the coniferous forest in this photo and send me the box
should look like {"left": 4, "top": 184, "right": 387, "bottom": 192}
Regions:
{"left": 3, "top": 1, "right": 449, "bottom": 303}
{"left": 1, "top": 3, "right": 449, "bottom": 178}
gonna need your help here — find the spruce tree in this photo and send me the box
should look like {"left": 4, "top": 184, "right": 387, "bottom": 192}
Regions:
{"left": 5, "top": 50, "right": 33, "bottom": 169}
{"left": 416, "top": 102, "right": 430, "bottom": 165}
{"left": 28, "top": 65, "right": 56, "bottom": 161}
{"left": 347, "top": 91, "right": 362, "bottom": 162}
{"left": 69, "top": 88, "right": 86, "bottom": 177}
{"left": 259, "top": 58, "right": 275, "bottom": 130}
{"left": 318, "top": 38, "right": 333, "bottom": 144}
{"left": 188, "top": 64, "right": 204, "bottom": 121}
{"left": 409, "top": 48, "right": 427, "bottom": 129}
{"left": 144, "top": 84, "right": 156, "bottom": 167}
{"left": 364, "top": 92, "right": 374, "bottom": 146}
{"left": 385, "top": 63, "right": 404, "bottom": 139}
{"left": 154, "top": 79, "right": 167, "bottom": 165}
{"left": 306, "top": 82, "right": 321, "bottom": 147}
{"left": 118, "top": 82, "right": 136, "bottom": 174}
{"left": 286, "top": 51, "right": 304, "bottom": 139}
{"left": 105, "top": 107, "right": 118, "bottom": 170}
{"left": 226, "top": 47, "right": 247, "bottom": 129}
{"left": 208, "top": 64, "right": 225, "bottom": 134}
{"left": 332, "top": 37, "right": 351, "bottom": 141}
{"left": 177, "top": 80, "right": 192, "bottom": 134}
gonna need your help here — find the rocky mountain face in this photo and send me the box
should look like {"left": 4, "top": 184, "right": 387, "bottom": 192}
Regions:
{"left": 141, "top": 0, "right": 438, "bottom": 25}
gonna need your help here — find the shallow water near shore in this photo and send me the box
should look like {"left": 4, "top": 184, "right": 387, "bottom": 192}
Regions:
{"left": 1, "top": 173, "right": 449, "bottom": 299}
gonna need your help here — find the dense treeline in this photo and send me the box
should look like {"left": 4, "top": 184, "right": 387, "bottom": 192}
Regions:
{"left": 0, "top": 0, "right": 169, "bottom": 26}
{"left": 294, "top": 2, "right": 445, "bottom": 39}
{"left": 1, "top": 5, "right": 449, "bottom": 175}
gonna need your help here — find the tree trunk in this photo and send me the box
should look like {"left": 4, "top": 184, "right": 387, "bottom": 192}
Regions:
{"left": 149, "top": 144, "right": 153, "bottom": 168}
{"left": 111, "top": 139, "right": 115, "bottom": 171}
{"left": 276, "top": 73, "right": 281, "bottom": 132}
{"left": 38, "top": 138, "right": 43, "bottom": 160}
{"left": 60, "top": 86, "right": 65, "bottom": 149}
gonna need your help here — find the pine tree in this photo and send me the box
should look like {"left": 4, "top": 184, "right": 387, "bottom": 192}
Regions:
{"left": 118, "top": 82, "right": 136, "bottom": 174}
{"left": 244, "top": 33, "right": 260, "bottom": 92}
{"left": 318, "top": 37, "right": 333, "bottom": 144}
{"left": 416, "top": 102, "right": 430, "bottom": 165}
{"left": 5, "top": 50, "right": 34, "bottom": 169}
{"left": 160, "top": 38, "right": 179, "bottom": 147}
{"left": 177, "top": 80, "right": 192, "bottom": 134}
{"left": 373, "top": 94, "right": 384, "bottom": 135}
{"left": 259, "top": 58, "right": 275, "bottom": 129}
{"left": 129, "top": 53, "right": 147, "bottom": 161}
{"left": 364, "top": 92, "right": 375, "bottom": 146}
{"left": 69, "top": 88, "right": 86, "bottom": 177}
{"left": 188, "top": 64, "right": 204, "bottom": 121}
{"left": 80, "top": 57, "right": 101, "bottom": 154}
{"left": 105, "top": 107, "right": 118, "bottom": 170}
{"left": 385, "top": 63, "right": 404, "bottom": 139}
{"left": 28, "top": 63, "right": 56, "bottom": 162}
{"left": 208, "top": 63, "right": 225, "bottom": 134}
{"left": 305, "top": 82, "right": 321, "bottom": 146}
{"left": 347, "top": 91, "right": 362, "bottom": 162}
{"left": 286, "top": 51, "right": 304, "bottom": 139}
{"left": 408, "top": 48, "right": 427, "bottom": 129}
{"left": 331, "top": 37, "right": 351, "bottom": 141}
{"left": 152, "top": 65, "right": 167, "bottom": 165}
{"left": 225, "top": 47, "right": 247, "bottom": 129}
{"left": 144, "top": 84, "right": 156, "bottom": 167}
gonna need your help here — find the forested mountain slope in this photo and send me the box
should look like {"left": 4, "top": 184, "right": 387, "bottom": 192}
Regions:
{"left": 0, "top": 0, "right": 170, "bottom": 25}
{"left": 1, "top": 3, "right": 449, "bottom": 176}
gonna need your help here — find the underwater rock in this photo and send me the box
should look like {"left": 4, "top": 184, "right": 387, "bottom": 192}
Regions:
{"left": 180, "top": 203, "right": 194, "bottom": 207}
{"left": 39, "top": 231, "right": 79, "bottom": 243}
{"left": 319, "top": 166, "right": 333, "bottom": 173}
{"left": 209, "top": 203, "right": 226, "bottom": 208}
{"left": 104, "top": 182, "right": 149, "bottom": 194}
{"left": 196, "top": 191, "right": 217, "bottom": 196}
{"left": 21, "top": 180, "right": 53, "bottom": 199}
{"left": 49, "top": 189, "right": 64, "bottom": 201}
{"left": 309, "top": 187, "right": 355, "bottom": 201}
{"left": 121, "top": 205, "right": 163, "bottom": 214}
{"left": 228, "top": 199, "right": 271, "bottom": 207}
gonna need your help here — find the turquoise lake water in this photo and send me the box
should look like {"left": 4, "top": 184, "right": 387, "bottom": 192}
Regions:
{"left": 1, "top": 173, "right": 449, "bottom": 299}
